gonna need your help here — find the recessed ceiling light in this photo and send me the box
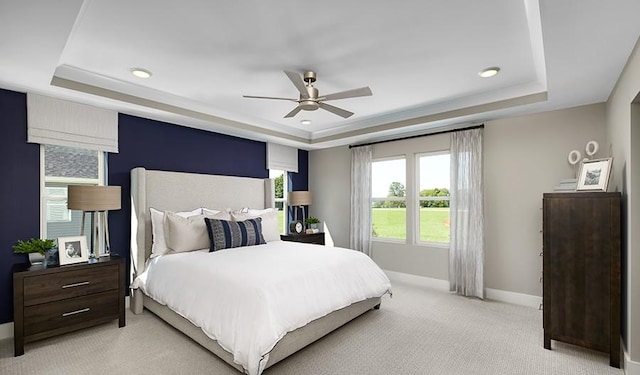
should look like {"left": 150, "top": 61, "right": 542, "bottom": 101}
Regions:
{"left": 478, "top": 67, "right": 500, "bottom": 78}
{"left": 131, "top": 67, "right": 152, "bottom": 78}
{"left": 300, "top": 119, "right": 312, "bottom": 125}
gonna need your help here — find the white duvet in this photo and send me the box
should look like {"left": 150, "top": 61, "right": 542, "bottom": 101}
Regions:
{"left": 132, "top": 241, "right": 391, "bottom": 375}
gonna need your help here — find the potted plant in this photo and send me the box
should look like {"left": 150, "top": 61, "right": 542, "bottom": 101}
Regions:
{"left": 305, "top": 216, "right": 321, "bottom": 231}
{"left": 13, "top": 238, "right": 56, "bottom": 265}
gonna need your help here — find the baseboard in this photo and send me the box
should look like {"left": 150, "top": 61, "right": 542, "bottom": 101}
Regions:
{"left": 624, "top": 341, "right": 640, "bottom": 375}
{"left": 0, "top": 296, "right": 130, "bottom": 341}
{"left": 384, "top": 270, "right": 542, "bottom": 308}
{"left": 384, "top": 270, "right": 449, "bottom": 292}
{"left": 485, "top": 287, "right": 542, "bottom": 309}
{"left": 0, "top": 321, "right": 13, "bottom": 341}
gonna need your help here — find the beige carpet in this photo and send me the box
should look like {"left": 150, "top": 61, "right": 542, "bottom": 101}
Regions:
{"left": 0, "top": 280, "right": 623, "bottom": 375}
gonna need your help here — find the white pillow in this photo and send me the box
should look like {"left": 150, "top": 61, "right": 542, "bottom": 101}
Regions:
{"left": 165, "top": 211, "right": 231, "bottom": 253}
{"left": 202, "top": 208, "right": 223, "bottom": 216}
{"left": 149, "top": 207, "right": 201, "bottom": 257}
{"left": 231, "top": 208, "right": 280, "bottom": 242}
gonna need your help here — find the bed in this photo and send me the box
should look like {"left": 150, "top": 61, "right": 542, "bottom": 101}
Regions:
{"left": 129, "top": 168, "right": 391, "bottom": 375}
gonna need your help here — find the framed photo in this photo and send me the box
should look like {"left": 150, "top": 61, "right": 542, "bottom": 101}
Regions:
{"left": 576, "top": 157, "right": 613, "bottom": 192}
{"left": 57, "top": 236, "right": 88, "bottom": 265}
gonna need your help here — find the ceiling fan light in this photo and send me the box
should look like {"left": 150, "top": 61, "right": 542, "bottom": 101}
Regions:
{"left": 131, "top": 67, "right": 152, "bottom": 78}
{"left": 300, "top": 100, "right": 319, "bottom": 110}
{"left": 479, "top": 67, "right": 500, "bottom": 78}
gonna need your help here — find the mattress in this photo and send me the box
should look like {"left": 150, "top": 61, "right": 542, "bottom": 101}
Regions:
{"left": 132, "top": 241, "right": 391, "bottom": 375}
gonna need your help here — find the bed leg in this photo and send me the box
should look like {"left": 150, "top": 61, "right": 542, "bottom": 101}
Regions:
{"left": 373, "top": 303, "right": 381, "bottom": 310}
{"left": 131, "top": 289, "right": 144, "bottom": 314}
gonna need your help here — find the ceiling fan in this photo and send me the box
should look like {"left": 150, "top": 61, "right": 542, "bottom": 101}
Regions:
{"left": 243, "top": 70, "right": 373, "bottom": 119}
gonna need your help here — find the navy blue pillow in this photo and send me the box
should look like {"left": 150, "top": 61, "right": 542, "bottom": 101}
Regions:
{"left": 204, "top": 217, "right": 266, "bottom": 252}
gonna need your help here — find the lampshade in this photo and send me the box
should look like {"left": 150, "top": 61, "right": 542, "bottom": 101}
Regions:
{"left": 68, "top": 185, "right": 121, "bottom": 211}
{"left": 288, "top": 191, "right": 312, "bottom": 206}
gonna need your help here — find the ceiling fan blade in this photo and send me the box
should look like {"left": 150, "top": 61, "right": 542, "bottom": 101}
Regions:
{"left": 243, "top": 95, "right": 298, "bottom": 102}
{"left": 321, "top": 86, "right": 373, "bottom": 101}
{"left": 318, "top": 102, "right": 354, "bottom": 118}
{"left": 284, "top": 105, "right": 304, "bottom": 118}
{"left": 284, "top": 70, "right": 309, "bottom": 99}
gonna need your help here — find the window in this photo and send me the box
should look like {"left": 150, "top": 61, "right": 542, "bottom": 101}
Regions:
{"left": 371, "top": 157, "right": 406, "bottom": 240}
{"left": 270, "top": 169, "right": 288, "bottom": 234}
{"left": 41, "top": 145, "right": 105, "bottom": 243}
{"left": 417, "top": 152, "right": 450, "bottom": 244}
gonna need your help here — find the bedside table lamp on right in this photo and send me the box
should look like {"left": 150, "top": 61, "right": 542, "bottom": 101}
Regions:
{"left": 288, "top": 190, "right": 312, "bottom": 231}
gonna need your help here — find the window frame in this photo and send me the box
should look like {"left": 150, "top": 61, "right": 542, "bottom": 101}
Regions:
{"left": 40, "top": 145, "right": 105, "bottom": 241}
{"left": 371, "top": 156, "right": 407, "bottom": 243}
{"left": 415, "top": 150, "right": 451, "bottom": 247}
{"left": 269, "top": 169, "right": 288, "bottom": 234}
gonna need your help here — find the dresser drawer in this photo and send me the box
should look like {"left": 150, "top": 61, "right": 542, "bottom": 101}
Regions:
{"left": 24, "top": 290, "right": 119, "bottom": 337}
{"left": 23, "top": 265, "right": 118, "bottom": 306}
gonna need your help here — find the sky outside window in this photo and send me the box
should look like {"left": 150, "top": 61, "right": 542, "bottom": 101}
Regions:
{"left": 419, "top": 154, "right": 450, "bottom": 190}
{"left": 372, "top": 154, "right": 450, "bottom": 196}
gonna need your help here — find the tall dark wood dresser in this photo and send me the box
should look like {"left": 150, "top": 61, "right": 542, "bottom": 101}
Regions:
{"left": 542, "top": 192, "right": 621, "bottom": 367}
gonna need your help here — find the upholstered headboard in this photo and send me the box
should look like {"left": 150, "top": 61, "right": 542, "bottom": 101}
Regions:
{"left": 129, "top": 167, "right": 274, "bottom": 311}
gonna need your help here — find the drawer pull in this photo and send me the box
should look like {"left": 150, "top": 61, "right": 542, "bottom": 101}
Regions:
{"left": 62, "top": 281, "right": 90, "bottom": 289}
{"left": 62, "top": 308, "right": 90, "bottom": 317}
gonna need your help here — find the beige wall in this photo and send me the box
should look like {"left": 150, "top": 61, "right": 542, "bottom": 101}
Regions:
{"left": 605, "top": 36, "right": 640, "bottom": 363}
{"left": 484, "top": 104, "right": 605, "bottom": 295}
{"left": 310, "top": 103, "right": 606, "bottom": 297}
{"left": 308, "top": 145, "right": 352, "bottom": 248}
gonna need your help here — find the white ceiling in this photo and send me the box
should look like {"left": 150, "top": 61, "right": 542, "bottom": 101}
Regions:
{"left": 1, "top": 0, "right": 639, "bottom": 149}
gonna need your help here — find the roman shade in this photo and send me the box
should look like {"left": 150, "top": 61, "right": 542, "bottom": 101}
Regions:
{"left": 266, "top": 143, "right": 298, "bottom": 172}
{"left": 27, "top": 93, "right": 118, "bottom": 153}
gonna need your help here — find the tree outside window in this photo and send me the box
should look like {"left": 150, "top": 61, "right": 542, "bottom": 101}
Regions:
{"left": 371, "top": 158, "right": 406, "bottom": 240}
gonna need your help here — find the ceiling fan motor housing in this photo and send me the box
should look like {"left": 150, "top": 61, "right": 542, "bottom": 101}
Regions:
{"left": 300, "top": 86, "right": 319, "bottom": 110}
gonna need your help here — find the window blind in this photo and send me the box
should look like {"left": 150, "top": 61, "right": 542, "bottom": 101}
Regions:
{"left": 266, "top": 143, "right": 298, "bottom": 172}
{"left": 27, "top": 93, "right": 118, "bottom": 153}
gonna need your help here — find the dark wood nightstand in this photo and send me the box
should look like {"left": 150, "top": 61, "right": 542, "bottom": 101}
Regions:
{"left": 280, "top": 232, "right": 325, "bottom": 245}
{"left": 13, "top": 255, "right": 126, "bottom": 356}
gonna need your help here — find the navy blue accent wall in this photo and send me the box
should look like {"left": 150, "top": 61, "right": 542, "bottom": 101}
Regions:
{"left": 291, "top": 150, "right": 309, "bottom": 191}
{"left": 288, "top": 150, "right": 310, "bottom": 222}
{"left": 0, "top": 89, "right": 41, "bottom": 323}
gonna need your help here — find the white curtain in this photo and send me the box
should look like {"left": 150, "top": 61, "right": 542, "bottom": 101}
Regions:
{"left": 449, "top": 128, "right": 484, "bottom": 298}
{"left": 350, "top": 145, "right": 372, "bottom": 256}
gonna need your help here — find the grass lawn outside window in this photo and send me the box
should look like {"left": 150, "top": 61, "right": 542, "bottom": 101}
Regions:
{"left": 372, "top": 207, "right": 450, "bottom": 243}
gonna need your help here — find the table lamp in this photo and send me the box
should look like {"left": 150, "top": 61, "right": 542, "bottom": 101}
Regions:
{"left": 67, "top": 185, "right": 121, "bottom": 258}
{"left": 288, "top": 190, "right": 312, "bottom": 229}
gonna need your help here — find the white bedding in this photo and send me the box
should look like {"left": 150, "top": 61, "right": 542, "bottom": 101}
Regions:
{"left": 132, "top": 241, "right": 391, "bottom": 375}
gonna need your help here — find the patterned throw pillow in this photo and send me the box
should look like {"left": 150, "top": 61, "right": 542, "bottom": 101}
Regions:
{"left": 204, "top": 217, "right": 266, "bottom": 252}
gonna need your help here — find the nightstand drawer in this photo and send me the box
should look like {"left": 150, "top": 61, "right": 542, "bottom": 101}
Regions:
{"left": 24, "top": 290, "right": 119, "bottom": 337}
{"left": 23, "top": 264, "right": 118, "bottom": 306}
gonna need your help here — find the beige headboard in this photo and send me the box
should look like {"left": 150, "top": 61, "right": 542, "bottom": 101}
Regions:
{"left": 129, "top": 167, "right": 274, "bottom": 306}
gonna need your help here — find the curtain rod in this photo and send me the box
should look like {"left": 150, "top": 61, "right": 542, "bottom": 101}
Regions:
{"left": 348, "top": 124, "right": 485, "bottom": 149}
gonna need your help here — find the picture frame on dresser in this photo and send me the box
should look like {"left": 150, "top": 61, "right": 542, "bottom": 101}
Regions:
{"left": 57, "top": 236, "right": 88, "bottom": 265}
{"left": 576, "top": 157, "right": 612, "bottom": 192}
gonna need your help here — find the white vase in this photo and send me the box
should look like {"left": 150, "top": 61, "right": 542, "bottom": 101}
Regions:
{"left": 28, "top": 252, "right": 45, "bottom": 265}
